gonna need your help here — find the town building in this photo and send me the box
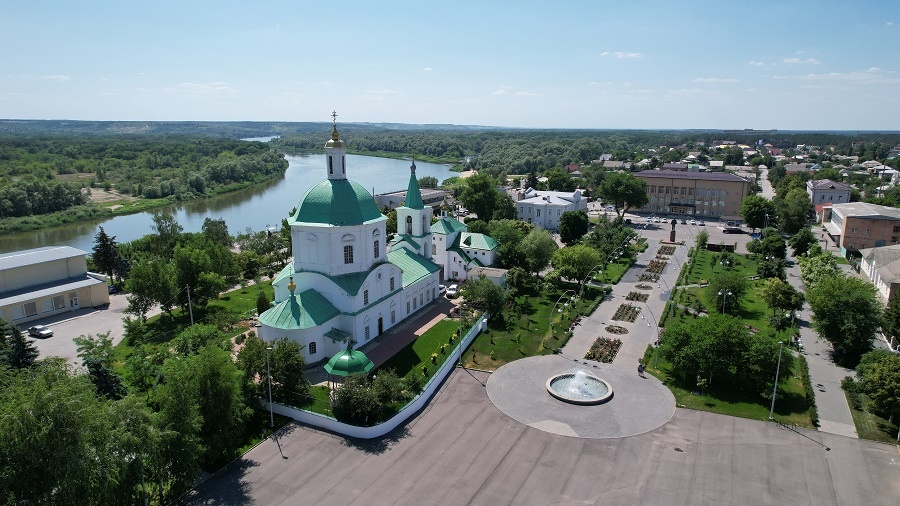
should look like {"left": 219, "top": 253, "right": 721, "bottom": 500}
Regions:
{"left": 374, "top": 187, "right": 450, "bottom": 210}
{"left": 515, "top": 188, "right": 588, "bottom": 230}
{"left": 807, "top": 179, "right": 851, "bottom": 205}
{"left": 634, "top": 170, "right": 750, "bottom": 218}
{"left": 0, "top": 246, "right": 109, "bottom": 325}
{"left": 430, "top": 212, "right": 499, "bottom": 282}
{"left": 258, "top": 123, "right": 442, "bottom": 362}
{"left": 822, "top": 202, "right": 900, "bottom": 256}
{"left": 859, "top": 244, "right": 900, "bottom": 301}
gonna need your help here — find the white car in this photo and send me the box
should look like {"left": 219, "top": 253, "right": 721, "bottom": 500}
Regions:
{"left": 652, "top": 216, "right": 661, "bottom": 223}
{"left": 446, "top": 284, "right": 459, "bottom": 298}
{"left": 645, "top": 216, "right": 652, "bottom": 222}
{"left": 27, "top": 325, "right": 53, "bottom": 338}
{"left": 439, "top": 284, "right": 447, "bottom": 295}
{"left": 690, "top": 219, "right": 697, "bottom": 225}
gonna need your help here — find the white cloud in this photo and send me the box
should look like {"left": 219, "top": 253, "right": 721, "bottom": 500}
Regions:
{"left": 693, "top": 77, "right": 739, "bottom": 83}
{"left": 747, "top": 60, "right": 766, "bottom": 67}
{"left": 887, "top": 21, "right": 894, "bottom": 26}
{"left": 515, "top": 91, "right": 541, "bottom": 97}
{"left": 797, "top": 68, "right": 899, "bottom": 84}
{"left": 783, "top": 57, "right": 820, "bottom": 65}
{"left": 423, "top": 67, "right": 432, "bottom": 71}
{"left": 43, "top": 75, "right": 70, "bottom": 82}
{"left": 178, "top": 82, "right": 232, "bottom": 93}
{"left": 490, "top": 89, "right": 508, "bottom": 96}
{"left": 600, "top": 51, "right": 642, "bottom": 59}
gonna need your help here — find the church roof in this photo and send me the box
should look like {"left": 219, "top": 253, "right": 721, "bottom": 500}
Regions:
{"left": 447, "top": 245, "right": 485, "bottom": 267}
{"left": 273, "top": 262, "right": 378, "bottom": 297}
{"left": 258, "top": 288, "right": 340, "bottom": 330}
{"left": 390, "top": 235, "right": 421, "bottom": 250}
{"left": 386, "top": 248, "right": 440, "bottom": 288}
{"left": 404, "top": 161, "right": 424, "bottom": 210}
{"left": 291, "top": 179, "right": 384, "bottom": 227}
{"left": 430, "top": 216, "right": 466, "bottom": 235}
{"left": 457, "top": 232, "right": 499, "bottom": 251}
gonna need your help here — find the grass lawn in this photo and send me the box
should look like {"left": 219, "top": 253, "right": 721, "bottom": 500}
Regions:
{"left": 831, "top": 253, "right": 850, "bottom": 265}
{"left": 685, "top": 249, "right": 759, "bottom": 285}
{"left": 644, "top": 349, "right": 815, "bottom": 428}
{"left": 845, "top": 391, "right": 899, "bottom": 444}
{"left": 598, "top": 258, "right": 633, "bottom": 284}
{"left": 376, "top": 319, "right": 460, "bottom": 388}
{"left": 461, "top": 284, "right": 599, "bottom": 371}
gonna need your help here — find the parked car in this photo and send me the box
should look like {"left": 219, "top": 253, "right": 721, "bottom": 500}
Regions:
{"left": 689, "top": 219, "right": 696, "bottom": 225}
{"left": 645, "top": 216, "right": 652, "bottom": 222}
{"left": 652, "top": 216, "right": 661, "bottom": 223}
{"left": 439, "top": 284, "right": 447, "bottom": 295}
{"left": 680, "top": 219, "right": 687, "bottom": 224}
{"left": 699, "top": 220, "right": 706, "bottom": 226}
{"left": 108, "top": 284, "right": 120, "bottom": 294}
{"left": 446, "top": 284, "right": 459, "bottom": 298}
{"left": 27, "top": 325, "right": 53, "bottom": 338}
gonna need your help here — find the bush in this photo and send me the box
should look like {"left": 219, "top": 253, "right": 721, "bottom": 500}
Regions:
{"left": 797, "top": 355, "right": 819, "bottom": 426}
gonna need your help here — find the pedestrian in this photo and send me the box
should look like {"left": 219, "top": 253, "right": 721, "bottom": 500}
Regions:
{"left": 638, "top": 362, "right": 645, "bottom": 378}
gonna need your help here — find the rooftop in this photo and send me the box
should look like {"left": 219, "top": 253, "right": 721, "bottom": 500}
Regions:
{"left": 831, "top": 202, "right": 900, "bottom": 220}
{"left": 0, "top": 246, "right": 87, "bottom": 271}
{"left": 808, "top": 179, "right": 851, "bottom": 191}
{"left": 634, "top": 170, "right": 749, "bottom": 182}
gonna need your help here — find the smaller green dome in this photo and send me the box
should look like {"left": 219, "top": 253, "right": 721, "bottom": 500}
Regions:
{"left": 293, "top": 179, "right": 384, "bottom": 226}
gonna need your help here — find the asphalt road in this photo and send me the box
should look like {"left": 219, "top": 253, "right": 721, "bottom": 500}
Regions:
{"left": 185, "top": 368, "right": 900, "bottom": 505}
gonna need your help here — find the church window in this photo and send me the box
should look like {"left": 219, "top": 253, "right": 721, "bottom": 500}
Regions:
{"left": 342, "top": 156, "right": 345, "bottom": 173}
{"left": 364, "top": 290, "right": 369, "bottom": 305}
{"left": 406, "top": 301, "right": 410, "bottom": 314}
{"left": 390, "top": 277, "right": 395, "bottom": 291}
{"left": 365, "top": 326, "right": 370, "bottom": 340}
{"left": 432, "top": 244, "right": 436, "bottom": 255}
{"left": 419, "top": 294, "right": 423, "bottom": 306}
{"left": 328, "top": 157, "right": 333, "bottom": 174}
{"left": 308, "top": 342, "right": 317, "bottom": 355}
{"left": 391, "top": 309, "right": 396, "bottom": 323}
{"left": 374, "top": 240, "right": 380, "bottom": 259}
{"left": 344, "top": 245, "right": 354, "bottom": 264}
{"left": 406, "top": 216, "right": 413, "bottom": 235}
{"left": 413, "top": 297, "right": 417, "bottom": 310}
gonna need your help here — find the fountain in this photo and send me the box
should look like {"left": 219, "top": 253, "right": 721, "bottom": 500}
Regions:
{"left": 546, "top": 370, "right": 613, "bottom": 405}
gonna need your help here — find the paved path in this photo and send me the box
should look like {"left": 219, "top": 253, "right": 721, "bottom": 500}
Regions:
{"left": 784, "top": 254, "right": 859, "bottom": 438}
{"left": 186, "top": 368, "right": 900, "bottom": 506}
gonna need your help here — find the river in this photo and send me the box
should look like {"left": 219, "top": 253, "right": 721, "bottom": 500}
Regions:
{"left": 0, "top": 153, "right": 456, "bottom": 254}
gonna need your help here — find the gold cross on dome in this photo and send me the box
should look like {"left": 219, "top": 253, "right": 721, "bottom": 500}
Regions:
{"left": 331, "top": 110, "right": 338, "bottom": 125}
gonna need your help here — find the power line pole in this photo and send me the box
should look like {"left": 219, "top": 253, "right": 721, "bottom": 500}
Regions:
{"left": 186, "top": 284, "right": 194, "bottom": 325}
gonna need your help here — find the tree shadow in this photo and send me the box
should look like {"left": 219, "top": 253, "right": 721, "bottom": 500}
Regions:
{"left": 339, "top": 425, "right": 411, "bottom": 455}
{"left": 182, "top": 458, "right": 259, "bottom": 505}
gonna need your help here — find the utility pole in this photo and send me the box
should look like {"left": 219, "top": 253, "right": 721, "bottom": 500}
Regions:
{"left": 186, "top": 284, "right": 194, "bottom": 325}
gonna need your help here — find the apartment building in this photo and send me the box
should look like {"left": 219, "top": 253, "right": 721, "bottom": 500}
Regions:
{"left": 634, "top": 170, "right": 750, "bottom": 218}
{"left": 807, "top": 179, "right": 851, "bottom": 205}
{"left": 822, "top": 202, "right": 900, "bottom": 256}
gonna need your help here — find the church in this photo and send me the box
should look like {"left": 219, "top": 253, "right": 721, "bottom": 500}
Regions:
{"left": 257, "top": 120, "right": 443, "bottom": 361}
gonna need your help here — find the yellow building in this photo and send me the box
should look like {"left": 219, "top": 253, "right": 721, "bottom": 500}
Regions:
{"left": 635, "top": 170, "right": 750, "bottom": 218}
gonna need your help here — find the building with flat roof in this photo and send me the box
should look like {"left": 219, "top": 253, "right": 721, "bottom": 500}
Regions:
{"left": 374, "top": 187, "right": 450, "bottom": 210}
{"left": 0, "top": 246, "right": 109, "bottom": 325}
{"left": 860, "top": 244, "right": 900, "bottom": 301}
{"left": 634, "top": 170, "right": 750, "bottom": 218}
{"left": 822, "top": 202, "right": 900, "bottom": 256}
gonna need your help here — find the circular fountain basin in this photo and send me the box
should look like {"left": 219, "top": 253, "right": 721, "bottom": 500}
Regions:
{"left": 546, "top": 370, "right": 613, "bottom": 405}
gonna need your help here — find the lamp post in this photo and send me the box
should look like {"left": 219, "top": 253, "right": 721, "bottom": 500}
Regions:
{"left": 769, "top": 341, "right": 784, "bottom": 420}
{"left": 718, "top": 290, "right": 732, "bottom": 314}
{"left": 579, "top": 264, "right": 605, "bottom": 315}
{"left": 764, "top": 213, "right": 769, "bottom": 234}
{"left": 640, "top": 305, "right": 660, "bottom": 367}
{"left": 549, "top": 290, "right": 576, "bottom": 342}
{"left": 265, "top": 345, "right": 274, "bottom": 429}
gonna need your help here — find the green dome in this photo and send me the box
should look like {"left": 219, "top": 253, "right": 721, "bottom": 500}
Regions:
{"left": 293, "top": 179, "right": 384, "bottom": 226}
{"left": 324, "top": 347, "right": 374, "bottom": 376}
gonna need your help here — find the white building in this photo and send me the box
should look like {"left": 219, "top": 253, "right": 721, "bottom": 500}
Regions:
{"left": 515, "top": 188, "right": 587, "bottom": 230}
{"left": 860, "top": 244, "right": 900, "bottom": 301}
{"left": 807, "top": 179, "right": 851, "bottom": 205}
{"left": 429, "top": 212, "right": 499, "bottom": 282}
{"left": 258, "top": 123, "right": 441, "bottom": 362}
{"left": 0, "top": 246, "right": 109, "bottom": 325}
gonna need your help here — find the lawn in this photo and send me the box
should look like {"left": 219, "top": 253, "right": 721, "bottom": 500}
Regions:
{"left": 461, "top": 283, "right": 601, "bottom": 370}
{"left": 643, "top": 348, "right": 815, "bottom": 428}
{"left": 376, "top": 319, "right": 460, "bottom": 388}
{"left": 844, "top": 391, "right": 899, "bottom": 444}
{"left": 684, "top": 249, "right": 759, "bottom": 285}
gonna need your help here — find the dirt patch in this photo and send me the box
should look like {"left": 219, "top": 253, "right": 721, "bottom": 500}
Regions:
{"left": 89, "top": 188, "right": 138, "bottom": 204}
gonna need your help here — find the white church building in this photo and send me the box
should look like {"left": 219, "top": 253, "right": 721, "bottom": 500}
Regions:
{"left": 258, "top": 122, "right": 442, "bottom": 362}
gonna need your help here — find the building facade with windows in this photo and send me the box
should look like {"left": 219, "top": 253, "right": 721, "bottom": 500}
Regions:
{"left": 258, "top": 123, "right": 441, "bottom": 362}
{"left": 429, "top": 213, "right": 499, "bottom": 282}
{"left": 634, "top": 170, "right": 750, "bottom": 218}
{"left": 822, "top": 202, "right": 900, "bottom": 256}
{"left": 515, "top": 188, "right": 587, "bottom": 230}
{"left": 807, "top": 179, "right": 851, "bottom": 205}
{"left": 0, "top": 246, "right": 109, "bottom": 325}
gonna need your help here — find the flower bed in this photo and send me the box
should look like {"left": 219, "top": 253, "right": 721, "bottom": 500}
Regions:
{"left": 639, "top": 273, "right": 660, "bottom": 282}
{"left": 646, "top": 260, "right": 667, "bottom": 274}
{"left": 584, "top": 337, "right": 623, "bottom": 363}
{"left": 636, "top": 283, "right": 654, "bottom": 290}
{"left": 612, "top": 303, "right": 640, "bottom": 322}
{"left": 605, "top": 325, "right": 628, "bottom": 334}
{"left": 625, "top": 291, "right": 649, "bottom": 302}
{"left": 658, "top": 245, "right": 676, "bottom": 256}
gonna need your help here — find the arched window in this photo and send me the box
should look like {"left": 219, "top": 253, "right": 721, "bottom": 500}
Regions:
{"left": 374, "top": 240, "right": 380, "bottom": 259}
{"left": 406, "top": 216, "right": 413, "bottom": 235}
{"left": 328, "top": 156, "right": 333, "bottom": 174}
{"left": 309, "top": 342, "right": 317, "bottom": 355}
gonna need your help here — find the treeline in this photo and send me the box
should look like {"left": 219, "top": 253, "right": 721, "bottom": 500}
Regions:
{"left": 0, "top": 136, "right": 288, "bottom": 218}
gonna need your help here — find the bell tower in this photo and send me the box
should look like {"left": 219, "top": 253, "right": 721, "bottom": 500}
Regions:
{"left": 325, "top": 111, "right": 347, "bottom": 180}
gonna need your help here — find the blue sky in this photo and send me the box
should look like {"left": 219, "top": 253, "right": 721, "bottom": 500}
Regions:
{"left": 2, "top": 1, "right": 898, "bottom": 130}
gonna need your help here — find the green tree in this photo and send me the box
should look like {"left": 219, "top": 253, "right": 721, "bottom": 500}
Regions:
{"left": 798, "top": 251, "right": 841, "bottom": 289}
{"left": 807, "top": 274, "right": 881, "bottom": 363}
{"left": 696, "top": 229, "right": 709, "bottom": 250}
{"left": 739, "top": 195, "right": 776, "bottom": 231}
{"left": 706, "top": 271, "right": 749, "bottom": 314}
{"left": 551, "top": 245, "right": 602, "bottom": 290}
{"left": 92, "top": 226, "right": 119, "bottom": 281}
{"left": 520, "top": 228, "right": 559, "bottom": 276}
{"left": 459, "top": 173, "right": 500, "bottom": 220}
{"left": 759, "top": 278, "right": 804, "bottom": 317}
{"left": 776, "top": 188, "right": 812, "bottom": 234}
{"left": 173, "top": 244, "right": 227, "bottom": 310}
{"left": 418, "top": 175, "right": 438, "bottom": 188}
{"left": 0, "top": 319, "right": 38, "bottom": 369}
{"left": 882, "top": 294, "right": 900, "bottom": 346}
{"left": 256, "top": 290, "right": 271, "bottom": 316}
{"left": 789, "top": 227, "right": 817, "bottom": 257}
{"left": 747, "top": 233, "right": 787, "bottom": 260}
{"left": 559, "top": 210, "right": 590, "bottom": 246}
{"left": 269, "top": 337, "right": 310, "bottom": 403}
{"left": 201, "top": 217, "right": 231, "bottom": 247}
{"left": 598, "top": 172, "right": 648, "bottom": 217}
{"left": 333, "top": 373, "right": 382, "bottom": 424}
{"left": 858, "top": 352, "right": 900, "bottom": 422}
{"left": 172, "top": 324, "right": 223, "bottom": 356}
{"left": 492, "top": 193, "right": 518, "bottom": 221}
{"left": 150, "top": 211, "right": 183, "bottom": 258}
{"left": 544, "top": 168, "right": 574, "bottom": 192}
{"left": 460, "top": 274, "right": 509, "bottom": 315}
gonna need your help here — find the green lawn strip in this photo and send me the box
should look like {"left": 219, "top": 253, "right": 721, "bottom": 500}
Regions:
{"left": 844, "top": 391, "right": 899, "bottom": 444}
{"left": 461, "top": 285, "right": 588, "bottom": 370}
{"left": 685, "top": 249, "right": 759, "bottom": 285}
{"left": 376, "top": 319, "right": 460, "bottom": 385}
{"left": 293, "top": 385, "right": 334, "bottom": 418}
{"left": 671, "top": 282, "right": 792, "bottom": 342}
{"left": 831, "top": 253, "right": 849, "bottom": 265}
{"left": 598, "top": 258, "right": 633, "bottom": 284}
{"left": 643, "top": 348, "right": 814, "bottom": 428}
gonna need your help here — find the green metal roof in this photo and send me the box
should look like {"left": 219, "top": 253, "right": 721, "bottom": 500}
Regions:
{"left": 404, "top": 164, "right": 424, "bottom": 209}
{"left": 430, "top": 216, "right": 466, "bottom": 235}
{"left": 386, "top": 248, "right": 440, "bottom": 288}
{"left": 324, "top": 328, "right": 352, "bottom": 342}
{"left": 447, "top": 246, "right": 484, "bottom": 267}
{"left": 324, "top": 345, "right": 374, "bottom": 377}
{"left": 389, "top": 235, "right": 421, "bottom": 250}
{"left": 273, "top": 263, "right": 295, "bottom": 285}
{"left": 292, "top": 179, "right": 384, "bottom": 226}
{"left": 458, "top": 232, "right": 499, "bottom": 251}
{"left": 258, "top": 289, "right": 340, "bottom": 330}
{"left": 273, "top": 262, "right": 378, "bottom": 297}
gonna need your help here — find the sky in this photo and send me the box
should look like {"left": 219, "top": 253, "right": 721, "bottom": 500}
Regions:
{"left": 2, "top": 0, "right": 899, "bottom": 130}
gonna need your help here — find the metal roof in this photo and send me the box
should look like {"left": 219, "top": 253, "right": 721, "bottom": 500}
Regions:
{"left": 291, "top": 179, "right": 385, "bottom": 227}
{"left": 431, "top": 216, "right": 466, "bottom": 235}
{"left": 386, "top": 248, "right": 440, "bottom": 288}
{"left": 635, "top": 170, "right": 749, "bottom": 182}
{"left": 0, "top": 275, "right": 104, "bottom": 306}
{"left": 403, "top": 164, "right": 424, "bottom": 210}
{"left": 458, "top": 232, "right": 499, "bottom": 251}
{"left": 0, "top": 246, "right": 87, "bottom": 271}
{"left": 257, "top": 288, "right": 341, "bottom": 330}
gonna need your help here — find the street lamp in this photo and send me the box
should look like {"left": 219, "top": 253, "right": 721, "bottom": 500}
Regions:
{"left": 764, "top": 213, "right": 769, "bottom": 234}
{"left": 769, "top": 341, "right": 785, "bottom": 420}
{"left": 718, "top": 290, "right": 732, "bottom": 314}
{"left": 640, "top": 305, "right": 660, "bottom": 367}
{"left": 579, "top": 264, "right": 605, "bottom": 315}
{"left": 549, "top": 290, "right": 576, "bottom": 342}
{"left": 265, "top": 345, "right": 274, "bottom": 428}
